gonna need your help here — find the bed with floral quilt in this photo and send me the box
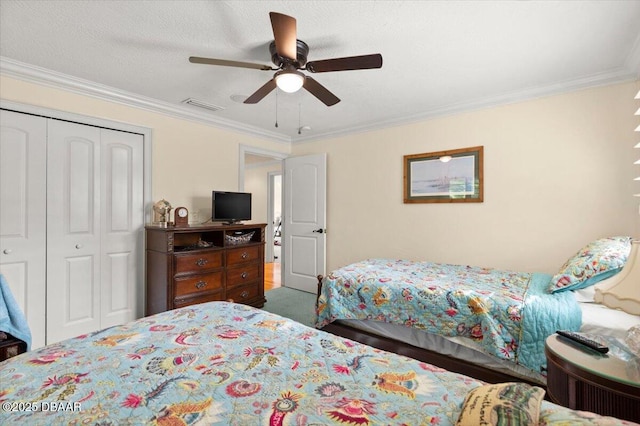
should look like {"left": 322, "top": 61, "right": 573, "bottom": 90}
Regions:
{"left": 315, "top": 238, "right": 636, "bottom": 386}
{"left": 0, "top": 301, "right": 635, "bottom": 425}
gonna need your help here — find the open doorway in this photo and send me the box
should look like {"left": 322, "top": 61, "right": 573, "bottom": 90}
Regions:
{"left": 239, "top": 145, "right": 287, "bottom": 290}
{"left": 268, "top": 172, "right": 282, "bottom": 264}
{"left": 266, "top": 172, "right": 282, "bottom": 291}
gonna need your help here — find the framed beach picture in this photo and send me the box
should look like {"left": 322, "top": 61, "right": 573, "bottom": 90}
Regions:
{"left": 403, "top": 146, "right": 483, "bottom": 203}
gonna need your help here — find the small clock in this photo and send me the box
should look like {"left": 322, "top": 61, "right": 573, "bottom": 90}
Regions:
{"left": 174, "top": 207, "right": 189, "bottom": 226}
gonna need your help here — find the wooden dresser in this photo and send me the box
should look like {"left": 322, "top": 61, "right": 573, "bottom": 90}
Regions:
{"left": 145, "top": 223, "right": 266, "bottom": 315}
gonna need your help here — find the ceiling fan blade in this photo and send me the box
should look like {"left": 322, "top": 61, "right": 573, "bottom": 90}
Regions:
{"left": 244, "top": 79, "right": 277, "bottom": 104}
{"left": 306, "top": 53, "right": 383, "bottom": 73}
{"left": 303, "top": 77, "right": 340, "bottom": 106}
{"left": 189, "top": 56, "right": 275, "bottom": 71}
{"left": 269, "top": 12, "right": 297, "bottom": 60}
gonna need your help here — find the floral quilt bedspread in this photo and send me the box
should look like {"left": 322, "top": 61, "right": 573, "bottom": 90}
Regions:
{"left": 0, "top": 302, "right": 630, "bottom": 425}
{"left": 316, "top": 259, "right": 582, "bottom": 375}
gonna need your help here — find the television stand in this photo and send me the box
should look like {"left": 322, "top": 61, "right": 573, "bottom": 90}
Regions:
{"left": 145, "top": 223, "right": 266, "bottom": 315}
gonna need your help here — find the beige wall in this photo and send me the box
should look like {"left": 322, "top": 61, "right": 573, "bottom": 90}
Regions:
{"left": 3, "top": 74, "right": 638, "bottom": 275}
{"left": 0, "top": 75, "right": 290, "bottom": 224}
{"left": 293, "top": 81, "right": 640, "bottom": 274}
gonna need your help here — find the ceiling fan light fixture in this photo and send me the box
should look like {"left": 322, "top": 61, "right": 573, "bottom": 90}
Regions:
{"left": 189, "top": 12, "right": 381, "bottom": 107}
{"left": 275, "top": 70, "right": 304, "bottom": 93}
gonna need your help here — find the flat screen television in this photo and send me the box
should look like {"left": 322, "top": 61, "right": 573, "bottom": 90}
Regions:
{"left": 212, "top": 191, "right": 251, "bottom": 224}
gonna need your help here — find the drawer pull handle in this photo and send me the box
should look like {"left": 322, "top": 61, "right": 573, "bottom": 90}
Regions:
{"left": 2, "top": 249, "right": 12, "bottom": 255}
{"left": 196, "top": 258, "right": 208, "bottom": 267}
{"left": 241, "top": 290, "right": 249, "bottom": 299}
{"left": 241, "top": 272, "right": 248, "bottom": 279}
{"left": 195, "top": 281, "right": 207, "bottom": 289}
{"left": 241, "top": 252, "right": 248, "bottom": 259}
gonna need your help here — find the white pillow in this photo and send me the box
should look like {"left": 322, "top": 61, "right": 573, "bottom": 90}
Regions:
{"left": 572, "top": 286, "right": 596, "bottom": 303}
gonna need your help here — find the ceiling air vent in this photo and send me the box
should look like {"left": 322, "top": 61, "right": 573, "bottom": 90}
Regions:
{"left": 182, "top": 98, "right": 225, "bottom": 112}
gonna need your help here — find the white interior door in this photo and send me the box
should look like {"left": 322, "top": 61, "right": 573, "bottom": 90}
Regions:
{"left": 0, "top": 110, "right": 47, "bottom": 348}
{"left": 283, "top": 153, "right": 326, "bottom": 293}
{"left": 47, "top": 122, "right": 144, "bottom": 343}
{"left": 100, "top": 128, "right": 144, "bottom": 328}
{"left": 46, "top": 120, "right": 102, "bottom": 344}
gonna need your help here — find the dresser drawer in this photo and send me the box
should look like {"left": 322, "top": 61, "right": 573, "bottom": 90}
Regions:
{"left": 175, "top": 250, "right": 223, "bottom": 274}
{"left": 227, "top": 283, "right": 260, "bottom": 304}
{"left": 173, "top": 292, "right": 225, "bottom": 309}
{"left": 174, "top": 272, "right": 223, "bottom": 297}
{"left": 226, "top": 245, "right": 261, "bottom": 265}
{"left": 226, "top": 263, "right": 261, "bottom": 289}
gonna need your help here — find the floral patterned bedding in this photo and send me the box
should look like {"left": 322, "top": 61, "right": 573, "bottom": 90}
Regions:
{"left": 316, "top": 259, "right": 582, "bottom": 376}
{"left": 0, "top": 302, "right": 633, "bottom": 425}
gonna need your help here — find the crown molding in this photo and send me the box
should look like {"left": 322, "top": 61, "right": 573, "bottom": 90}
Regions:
{"left": 292, "top": 65, "right": 639, "bottom": 144}
{"left": 2, "top": 56, "right": 637, "bottom": 147}
{"left": 625, "top": 32, "right": 640, "bottom": 79}
{"left": 0, "top": 57, "right": 291, "bottom": 144}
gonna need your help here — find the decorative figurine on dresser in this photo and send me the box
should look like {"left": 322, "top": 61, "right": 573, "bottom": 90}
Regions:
{"left": 145, "top": 223, "right": 267, "bottom": 315}
{"left": 152, "top": 199, "right": 173, "bottom": 227}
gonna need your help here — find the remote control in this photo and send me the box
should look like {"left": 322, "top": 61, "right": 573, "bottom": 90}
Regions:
{"left": 556, "top": 330, "right": 609, "bottom": 353}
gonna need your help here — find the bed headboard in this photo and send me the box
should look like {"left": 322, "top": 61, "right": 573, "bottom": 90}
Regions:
{"left": 594, "top": 240, "right": 640, "bottom": 315}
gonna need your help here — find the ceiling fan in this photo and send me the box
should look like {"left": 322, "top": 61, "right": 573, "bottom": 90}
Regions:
{"left": 189, "top": 12, "right": 383, "bottom": 107}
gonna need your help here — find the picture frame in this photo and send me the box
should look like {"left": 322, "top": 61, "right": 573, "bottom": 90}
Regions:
{"left": 403, "top": 146, "right": 483, "bottom": 203}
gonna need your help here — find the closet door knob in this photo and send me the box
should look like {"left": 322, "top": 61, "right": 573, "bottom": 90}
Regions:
{"left": 75, "top": 244, "right": 83, "bottom": 249}
{"left": 2, "top": 249, "right": 12, "bottom": 254}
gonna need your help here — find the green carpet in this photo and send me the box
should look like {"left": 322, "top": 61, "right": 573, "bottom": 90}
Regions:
{"left": 262, "top": 287, "right": 317, "bottom": 328}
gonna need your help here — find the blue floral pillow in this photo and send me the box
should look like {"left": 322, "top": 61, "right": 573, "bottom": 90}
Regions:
{"left": 549, "top": 236, "right": 632, "bottom": 293}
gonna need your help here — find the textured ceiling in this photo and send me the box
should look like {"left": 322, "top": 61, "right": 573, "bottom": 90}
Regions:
{"left": 1, "top": 0, "right": 639, "bottom": 143}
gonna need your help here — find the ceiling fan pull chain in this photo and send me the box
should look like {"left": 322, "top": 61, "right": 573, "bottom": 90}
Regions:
{"left": 274, "top": 89, "right": 279, "bottom": 128}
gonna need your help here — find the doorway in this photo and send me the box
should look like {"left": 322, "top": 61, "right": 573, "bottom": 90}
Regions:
{"left": 266, "top": 172, "right": 282, "bottom": 291}
{"left": 239, "top": 145, "right": 286, "bottom": 290}
{"left": 239, "top": 147, "right": 327, "bottom": 293}
{"left": 268, "top": 172, "right": 282, "bottom": 264}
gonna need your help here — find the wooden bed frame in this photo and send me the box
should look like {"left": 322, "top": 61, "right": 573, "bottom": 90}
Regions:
{"left": 316, "top": 275, "right": 545, "bottom": 389}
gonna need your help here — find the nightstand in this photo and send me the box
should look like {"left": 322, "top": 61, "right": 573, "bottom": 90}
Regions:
{"left": 545, "top": 334, "right": 640, "bottom": 422}
{"left": 0, "top": 332, "right": 27, "bottom": 362}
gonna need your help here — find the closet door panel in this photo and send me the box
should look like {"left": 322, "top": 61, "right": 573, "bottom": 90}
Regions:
{"left": 101, "top": 129, "right": 144, "bottom": 327}
{"left": 47, "top": 120, "right": 101, "bottom": 344}
{"left": 68, "top": 142, "right": 95, "bottom": 233}
{"left": 0, "top": 110, "right": 46, "bottom": 348}
{"left": 65, "top": 255, "right": 95, "bottom": 320}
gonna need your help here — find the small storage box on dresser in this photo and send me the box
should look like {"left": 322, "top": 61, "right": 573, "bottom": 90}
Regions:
{"left": 145, "top": 223, "right": 266, "bottom": 315}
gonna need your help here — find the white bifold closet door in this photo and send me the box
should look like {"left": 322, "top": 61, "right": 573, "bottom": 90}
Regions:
{"left": 0, "top": 110, "right": 144, "bottom": 347}
{"left": 0, "top": 111, "right": 47, "bottom": 348}
{"left": 46, "top": 120, "right": 144, "bottom": 344}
